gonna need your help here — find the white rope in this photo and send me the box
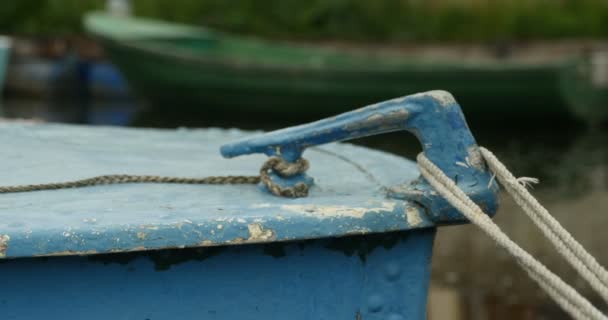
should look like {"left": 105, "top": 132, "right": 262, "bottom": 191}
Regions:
{"left": 417, "top": 152, "right": 607, "bottom": 320}
{"left": 479, "top": 147, "right": 608, "bottom": 303}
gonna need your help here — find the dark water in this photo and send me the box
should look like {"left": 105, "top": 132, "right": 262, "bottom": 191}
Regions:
{"left": 1, "top": 97, "right": 607, "bottom": 319}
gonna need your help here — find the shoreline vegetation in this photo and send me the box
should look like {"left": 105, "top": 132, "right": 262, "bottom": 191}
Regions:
{"left": 1, "top": 0, "right": 608, "bottom": 43}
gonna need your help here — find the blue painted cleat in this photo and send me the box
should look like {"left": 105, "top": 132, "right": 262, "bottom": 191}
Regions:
{"left": 221, "top": 90, "right": 499, "bottom": 224}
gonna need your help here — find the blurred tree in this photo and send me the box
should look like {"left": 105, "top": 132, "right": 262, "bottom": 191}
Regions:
{"left": 1, "top": 0, "right": 608, "bottom": 42}
{"left": 0, "top": 0, "right": 103, "bottom": 35}
{"left": 130, "top": 0, "right": 608, "bottom": 42}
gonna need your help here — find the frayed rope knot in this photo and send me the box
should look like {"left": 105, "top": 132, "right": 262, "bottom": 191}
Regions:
{"left": 259, "top": 157, "right": 310, "bottom": 198}
{"left": 488, "top": 174, "right": 539, "bottom": 190}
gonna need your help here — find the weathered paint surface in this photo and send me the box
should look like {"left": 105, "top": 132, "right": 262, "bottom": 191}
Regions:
{"left": 0, "top": 228, "right": 436, "bottom": 320}
{"left": 221, "top": 90, "right": 499, "bottom": 224}
{"left": 0, "top": 123, "right": 432, "bottom": 259}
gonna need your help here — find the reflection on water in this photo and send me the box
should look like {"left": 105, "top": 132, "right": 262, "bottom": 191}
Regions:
{"left": 0, "top": 98, "right": 141, "bottom": 126}
{"left": 1, "top": 97, "right": 607, "bottom": 319}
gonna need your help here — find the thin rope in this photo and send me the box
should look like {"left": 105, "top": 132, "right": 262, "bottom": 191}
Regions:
{"left": 479, "top": 147, "right": 608, "bottom": 303}
{"left": 0, "top": 157, "right": 310, "bottom": 198}
{"left": 417, "top": 152, "right": 607, "bottom": 320}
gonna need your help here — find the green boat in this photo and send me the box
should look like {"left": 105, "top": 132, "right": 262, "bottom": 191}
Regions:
{"left": 559, "top": 51, "right": 608, "bottom": 125}
{"left": 84, "top": 12, "right": 605, "bottom": 122}
{"left": 0, "top": 36, "right": 10, "bottom": 96}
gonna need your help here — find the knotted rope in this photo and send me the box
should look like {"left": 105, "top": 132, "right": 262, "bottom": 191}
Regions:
{"left": 0, "top": 157, "right": 310, "bottom": 198}
{"left": 418, "top": 147, "right": 608, "bottom": 320}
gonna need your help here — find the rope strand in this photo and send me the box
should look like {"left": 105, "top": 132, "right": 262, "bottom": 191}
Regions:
{"left": 0, "top": 157, "right": 310, "bottom": 198}
{"left": 418, "top": 151, "right": 608, "bottom": 320}
{"left": 480, "top": 147, "right": 608, "bottom": 303}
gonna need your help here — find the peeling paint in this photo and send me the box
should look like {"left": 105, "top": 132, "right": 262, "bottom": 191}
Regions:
{"left": 199, "top": 240, "right": 215, "bottom": 246}
{"left": 343, "top": 228, "right": 372, "bottom": 236}
{"left": 247, "top": 223, "right": 276, "bottom": 242}
{"left": 137, "top": 231, "right": 147, "bottom": 240}
{"left": 35, "top": 249, "right": 98, "bottom": 257}
{"left": 255, "top": 202, "right": 397, "bottom": 219}
{"left": 410, "top": 90, "right": 456, "bottom": 107}
{"left": 344, "top": 108, "right": 408, "bottom": 131}
{"left": 0, "top": 234, "right": 9, "bottom": 258}
{"left": 110, "top": 246, "right": 148, "bottom": 253}
{"left": 406, "top": 207, "right": 424, "bottom": 227}
{"left": 227, "top": 237, "right": 246, "bottom": 244}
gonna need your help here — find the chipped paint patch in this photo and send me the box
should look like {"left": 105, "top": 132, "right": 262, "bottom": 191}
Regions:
{"left": 136, "top": 231, "right": 147, "bottom": 240}
{"left": 254, "top": 202, "right": 397, "bottom": 219}
{"left": 35, "top": 249, "right": 98, "bottom": 257}
{"left": 410, "top": 90, "right": 456, "bottom": 107}
{"left": 0, "top": 234, "right": 9, "bottom": 258}
{"left": 343, "top": 227, "right": 373, "bottom": 236}
{"left": 344, "top": 109, "right": 408, "bottom": 131}
{"left": 199, "top": 240, "right": 215, "bottom": 246}
{"left": 247, "top": 223, "right": 276, "bottom": 242}
{"left": 406, "top": 207, "right": 424, "bottom": 227}
{"left": 227, "top": 237, "right": 246, "bottom": 244}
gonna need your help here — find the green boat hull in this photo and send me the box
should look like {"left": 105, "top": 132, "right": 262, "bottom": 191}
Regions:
{"left": 86, "top": 12, "right": 600, "bottom": 122}
{"left": 0, "top": 37, "right": 10, "bottom": 95}
{"left": 559, "top": 52, "right": 608, "bottom": 124}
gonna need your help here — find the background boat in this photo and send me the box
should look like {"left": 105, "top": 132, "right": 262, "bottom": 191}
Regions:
{"left": 85, "top": 12, "right": 600, "bottom": 122}
{"left": 0, "top": 36, "right": 11, "bottom": 95}
{"left": 559, "top": 49, "right": 608, "bottom": 125}
{"left": 6, "top": 56, "right": 130, "bottom": 101}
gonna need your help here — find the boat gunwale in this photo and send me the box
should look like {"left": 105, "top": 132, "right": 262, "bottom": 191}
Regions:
{"left": 0, "top": 123, "right": 434, "bottom": 260}
{"left": 96, "top": 36, "right": 570, "bottom": 75}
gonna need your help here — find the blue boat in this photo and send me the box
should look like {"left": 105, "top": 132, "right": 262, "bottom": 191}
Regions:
{"left": 0, "top": 90, "right": 498, "bottom": 319}
{"left": 5, "top": 56, "right": 130, "bottom": 100}
{"left": 0, "top": 36, "right": 11, "bottom": 95}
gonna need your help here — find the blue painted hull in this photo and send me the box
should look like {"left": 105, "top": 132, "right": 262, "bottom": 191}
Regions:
{"left": 0, "top": 91, "right": 499, "bottom": 319}
{"left": 0, "top": 229, "right": 435, "bottom": 320}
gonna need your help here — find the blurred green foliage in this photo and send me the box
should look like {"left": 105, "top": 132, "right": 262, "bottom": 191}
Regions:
{"left": 0, "top": 0, "right": 104, "bottom": 34}
{"left": 2, "top": 0, "right": 608, "bottom": 41}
